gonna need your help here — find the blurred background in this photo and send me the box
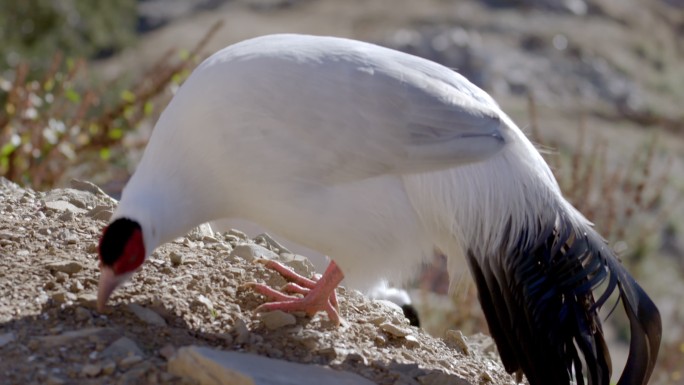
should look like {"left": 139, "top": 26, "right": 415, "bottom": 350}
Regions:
{"left": 0, "top": 0, "right": 682, "bottom": 383}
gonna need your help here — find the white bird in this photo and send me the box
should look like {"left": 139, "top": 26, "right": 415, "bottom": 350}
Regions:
{"left": 97, "top": 34, "right": 661, "bottom": 385}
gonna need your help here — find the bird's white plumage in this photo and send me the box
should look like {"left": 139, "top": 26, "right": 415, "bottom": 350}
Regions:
{"left": 114, "top": 34, "right": 544, "bottom": 289}
{"left": 109, "top": 34, "right": 661, "bottom": 385}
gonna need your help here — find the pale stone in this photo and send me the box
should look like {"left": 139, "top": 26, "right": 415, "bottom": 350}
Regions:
{"left": 230, "top": 243, "right": 278, "bottom": 262}
{"left": 380, "top": 322, "right": 412, "bottom": 337}
{"left": 168, "top": 346, "right": 376, "bottom": 385}
{"left": 45, "top": 260, "right": 83, "bottom": 275}
{"left": 127, "top": 303, "right": 167, "bottom": 327}
{"left": 0, "top": 332, "right": 15, "bottom": 347}
{"left": 259, "top": 310, "right": 297, "bottom": 330}
{"left": 101, "top": 337, "right": 144, "bottom": 360}
{"left": 445, "top": 330, "right": 469, "bottom": 356}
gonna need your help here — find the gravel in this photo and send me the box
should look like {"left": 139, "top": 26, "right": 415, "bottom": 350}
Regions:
{"left": 0, "top": 178, "right": 514, "bottom": 385}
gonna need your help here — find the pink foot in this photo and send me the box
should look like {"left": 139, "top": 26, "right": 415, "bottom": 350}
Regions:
{"left": 247, "top": 260, "right": 344, "bottom": 325}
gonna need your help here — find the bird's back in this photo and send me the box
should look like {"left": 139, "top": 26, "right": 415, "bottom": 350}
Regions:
{"left": 122, "top": 34, "right": 513, "bottom": 287}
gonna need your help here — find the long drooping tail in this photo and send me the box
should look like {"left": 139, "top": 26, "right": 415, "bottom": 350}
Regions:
{"left": 466, "top": 214, "right": 661, "bottom": 385}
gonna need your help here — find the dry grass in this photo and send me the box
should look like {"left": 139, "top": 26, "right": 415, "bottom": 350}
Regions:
{"left": 526, "top": 94, "right": 676, "bottom": 266}
{"left": 0, "top": 21, "right": 223, "bottom": 189}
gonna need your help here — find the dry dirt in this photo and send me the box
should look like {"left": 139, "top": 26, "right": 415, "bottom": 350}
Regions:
{"left": 0, "top": 178, "right": 516, "bottom": 385}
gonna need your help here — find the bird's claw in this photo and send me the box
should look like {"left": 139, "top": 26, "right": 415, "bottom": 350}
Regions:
{"left": 248, "top": 259, "right": 341, "bottom": 324}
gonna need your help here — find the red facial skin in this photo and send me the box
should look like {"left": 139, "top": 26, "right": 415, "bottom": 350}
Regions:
{"left": 110, "top": 229, "right": 146, "bottom": 275}
{"left": 97, "top": 226, "right": 146, "bottom": 311}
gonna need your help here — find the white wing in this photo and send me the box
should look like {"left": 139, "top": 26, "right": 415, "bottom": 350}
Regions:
{"left": 180, "top": 34, "right": 510, "bottom": 183}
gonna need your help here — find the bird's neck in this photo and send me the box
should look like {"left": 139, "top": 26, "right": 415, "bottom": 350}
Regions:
{"left": 112, "top": 169, "right": 225, "bottom": 254}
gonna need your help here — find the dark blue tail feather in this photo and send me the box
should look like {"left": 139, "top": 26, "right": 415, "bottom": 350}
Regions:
{"left": 466, "top": 214, "right": 661, "bottom": 385}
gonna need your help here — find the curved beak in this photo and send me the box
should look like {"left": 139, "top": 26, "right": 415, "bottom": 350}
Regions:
{"left": 97, "top": 267, "right": 128, "bottom": 312}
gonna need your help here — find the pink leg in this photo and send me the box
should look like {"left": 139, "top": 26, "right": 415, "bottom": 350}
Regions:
{"left": 281, "top": 282, "right": 309, "bottom": 295}
{"left": 248, "top": 260, "right": 345, "bottom": 325}
{"left": 256, "top": 259, "right": 319, "bottom": 288}
{"left": 254, "top": 259, "right": 339, "bottom": 310}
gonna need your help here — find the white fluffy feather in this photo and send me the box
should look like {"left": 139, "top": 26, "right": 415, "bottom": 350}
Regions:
{"left": 114, "top": 34, "right": 517, "bottom": 289}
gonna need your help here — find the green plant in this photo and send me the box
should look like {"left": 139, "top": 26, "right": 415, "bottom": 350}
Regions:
{"left": 526, "top": 94, "right": 675, "bottom": 266}
{"left": 0, "top": 0, "right": 137, "bottom": 69}
{"left": 0, "top": 21, "right": 223, "bottom": 189}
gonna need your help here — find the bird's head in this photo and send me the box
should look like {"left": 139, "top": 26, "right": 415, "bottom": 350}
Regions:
{"left": 97, "top": 218, "right": 146, "bottom": 311}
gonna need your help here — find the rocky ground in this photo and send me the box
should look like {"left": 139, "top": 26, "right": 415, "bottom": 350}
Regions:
{"left": 0, "top": 178, "right": 516, "bottom": 385}
{"left": 2, "top": 1, "right": 683, "bottom": 384}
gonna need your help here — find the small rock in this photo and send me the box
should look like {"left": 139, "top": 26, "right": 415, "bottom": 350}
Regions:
{"left": 226, "top": 267, "right": 246, "bottom": 277}
{"left": 168, "top": 346, "right": 376, "bottom": 385}
{"left": 77, "top": 293, "right": 98, "bottom": 308}
{"left": 0, "top": 332, "right": 16, "bottom": 347}
{"left": 119, "top": 362, "right": 152, "bottom": 382}
{"left": 188, "top": 223, "right": 214, "bottom": 241}
{"left": 36, "top": 327, "right": 111, "bottom": 348}
{"left": 69, "top": 179, "right": 107, "bottom": 196}
{"left": 169, "top": 251, "right": 184, "bottom": 266}
{"left": 480, "top": 371, "right": 493, "bottom": 383}
{"left": 27, "top": 339, "right": 41, "bottom": 351}
{"left": 54, "top": 271, "right": 68, "bottom": 283}
{"left": 315, "top": 346, "right": 338, "bottom": 358}
{"left": 70, "top": 179, "right": 108, "bottom": 196}
{"left": 445, "top": 330, "right": 469, "bottom": 355}
{"left": 127, "top": 303, "right": 167, "bottom": 327}
{"left": 346, "top": 353, "right": 368, "bottom": 366}
{"left": 418, "top": 371, "right": 469, "bottom": 385}
{"left": 230, "top": 243, "right": 278, "bottom": 262}
{"left": 52, "top": 291, "right": 77, "bottom": 304}
{"left": 224, "top": 234, "right": 241, "bottom": 244}
{"left": 16, "top": 249, "right": 30, "bottom": 257}
{"left": 260, "top": 311, "right": 297, "bottom": 330}
{"left": 44, "top": 200, "right": 86, "bottom": 214}
{"left": 183, "top": 238, "right": 199, "bottom": 248}
{"left": 69, "top": 280, "right": 84, "bottom": 293}
{"left": 101, "top": 337, "right": 144, "bottom": 360}
{"left": 101, "top": 360, "right": 116, "bottom": 375}
{"left": 159, "top": 372, "right": 176, "bottom": 382}
{"left": 37, "top": 227, "right": 51, "bottom": 236}
{"left": 228, "top": 228, "right": 249, "bottom": 240}
{"left": 44, "top": 188, "right": 100, "bottom": 209}
{"left": 374, "top": 299, "right": 407, "bottom": 318}
{"left": 81, "top": 363, "right": 102, "bottom": 377}
{"left": 74, "top": 307, "right": 91, "bottom": 321}
{"left": 196, "top": 294, "right": 214, "bottom": 311}
{"left": 0, "top": 231, "right": 19, "bottom": 241}
{"left": 278, "top": 253, "right": 315, "bottom": 277}
{"left": 46, "top": 375, "right": 65, "bottom": 385}
{"left": 380, "top": 323, "right": 412, "bottom": 337}
{"left": 374, "top": 334, "right": 388, "bottom": 346}
{"left": 119, "top": 355, "right": 143, "bottom": 369}
{"left": 86, "top": 242, "right": 99, "bottom": 254}
{"left": 58, "top": 210, "right": 75, "bottom": 221}
{"left": 159, "top": 344, "right": 176, "bottom": 360}
{"left": 233, "top": 318, "right": 250, "bottom": 345}
{"left": 87, "top": 205, "right": 113, "bottom": 221}
{"left": 46, "top": 260, "right": 83, "bottom": 275}
{"left": 404, "top": 335, "right": 420, "bottom": 348}
{"left": 254, "top": 233, "right": 291, "bottom": 253}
